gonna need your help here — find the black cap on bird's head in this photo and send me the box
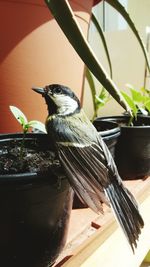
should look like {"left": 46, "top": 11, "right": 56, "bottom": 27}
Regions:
{"left": 32, "top": 84, "right": 81, "bottom": 116}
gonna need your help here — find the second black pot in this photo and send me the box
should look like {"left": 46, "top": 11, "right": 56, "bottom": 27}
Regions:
{"left": 93, "top": 119, "right": 120, "bottom": 158}
{"left": 98, "top": 116, "right": 150, "bottom": 179}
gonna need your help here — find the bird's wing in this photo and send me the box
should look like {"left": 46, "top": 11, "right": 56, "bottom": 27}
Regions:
{"left": 57, "top": 141, "right": 110, "bottom": 214}
{"left": 57, "top": 139, "right": 144, "bottom": 251}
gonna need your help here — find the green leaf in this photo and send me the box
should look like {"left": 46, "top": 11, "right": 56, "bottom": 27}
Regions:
{"left": 121, "top": 91, "right": 138, "bottom": 117}
{"left": 99, "top": 87, "right": 109, "bottom": 100}
{"left": 130, "top": 88, "right": 143, "bottom": 103}
{"left": 95, "top": 95, "right": 105, "bottom": 106}
{"left": 45, "top": 0, "right": 131, "bottom": 114}
{"left": 9, "top": 106, "right": 28, "bottom": 126}
{"left": 106, "top": 0, "right": 150, "bottom": 73}
{"left": 28, "top": 120, "right": 46, "bottom": 133}
{"left": 85, "top": 68, "right": 97, "bottom": 112}
{"left": 95, "top": 87, "right": 110, "bottom": 111}
{"left": 145, "top": 100, "right": 150, "bottom": 112}
{"left": 91, "top": 13, "right": 113, "bottom": 78}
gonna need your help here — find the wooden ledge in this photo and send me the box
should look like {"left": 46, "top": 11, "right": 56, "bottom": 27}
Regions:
{"left": 54, "top": 177, "right": 150, "bottom": 267}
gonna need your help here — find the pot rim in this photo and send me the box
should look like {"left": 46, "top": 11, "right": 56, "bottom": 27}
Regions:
{"left": 97, "top": 115, "right": 150, "bottom": 129}
{"left": 93, "top": 118, "right": 120, "bottom": 136}
{"left": 0, "top": 133, "right": 66, "bottom": 184}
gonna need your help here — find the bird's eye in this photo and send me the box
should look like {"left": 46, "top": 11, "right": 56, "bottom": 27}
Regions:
{"left": 54, "top": 87, "right": 62, "bottom": 94}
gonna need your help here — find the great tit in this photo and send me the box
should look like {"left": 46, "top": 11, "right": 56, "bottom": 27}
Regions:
{"left": 32, "top": 84, "right": 144, "bottom": 251}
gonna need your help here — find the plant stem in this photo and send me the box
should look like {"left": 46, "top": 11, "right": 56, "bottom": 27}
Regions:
{"left": 127, "top": 115, "right": 134, "bottom": 126}
{"left": 92, "top": 109, "right": 98, "bottom": 122}
{"left": 19, "top": 130, "right": 26, "bottom": 161}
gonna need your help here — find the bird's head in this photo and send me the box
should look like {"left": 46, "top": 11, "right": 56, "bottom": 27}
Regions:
{"left": 32, "top": 84, "right": 81, "bottom": 116}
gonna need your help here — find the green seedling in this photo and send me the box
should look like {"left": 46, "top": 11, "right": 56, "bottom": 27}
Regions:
{"left": 86, "top": 69, "right": 110, "bottom": 121}
{"left": 95, "top": 88, "right": 110, "bottom": 116}
{"left": 121, "top": 84, "right": 150, "bottom": 125}
{"left": 10, "top": 106, "right": 46, "bottom": 159}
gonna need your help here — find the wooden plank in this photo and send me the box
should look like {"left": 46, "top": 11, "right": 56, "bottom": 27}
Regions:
{"left": 142, "top": 250, "right": 150, "bottom": 263}
{"left": 61, "top": 177, "right": 150, "bottom": 267}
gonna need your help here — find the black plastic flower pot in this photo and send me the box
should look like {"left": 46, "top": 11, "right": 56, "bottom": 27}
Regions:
{"left": 98, "top": 116, "right": 150, "bottom": 179}
{"left": 73, "top": 120, "right": 120, "bottom": 209}
{"left": 0, "top": 133, "right": 73, "bottom": 267}
{"left": 93, "top": 119, "right": 120, "bottom": 158}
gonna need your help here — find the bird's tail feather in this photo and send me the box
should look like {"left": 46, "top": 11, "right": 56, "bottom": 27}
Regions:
{"left": 105, "top": 181, "right": 144, "bottom": 251}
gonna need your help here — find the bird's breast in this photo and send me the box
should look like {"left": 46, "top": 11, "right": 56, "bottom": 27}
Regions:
{"left": 46, "top": 115, "right": 77, "bottom": 143}
{"left": 46, "top": 113, "right": 99, "bottom": 147}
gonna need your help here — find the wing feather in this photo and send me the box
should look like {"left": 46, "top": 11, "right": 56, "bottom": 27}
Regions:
{"left": 58, "top": 143, "right": 110, "bottom": 214}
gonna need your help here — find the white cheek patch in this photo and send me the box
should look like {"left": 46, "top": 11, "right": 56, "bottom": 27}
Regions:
{"left": 53, "top": 94, "right": 78, "bottom": 115}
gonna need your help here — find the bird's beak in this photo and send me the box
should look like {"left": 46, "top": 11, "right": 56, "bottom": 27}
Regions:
{"left": 32, "top": 87, "right": 45, "bottom": 95}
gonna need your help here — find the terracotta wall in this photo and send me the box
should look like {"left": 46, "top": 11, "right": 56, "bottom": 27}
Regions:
{"left": 0, "top": 0, "right": 94, "bottom": 133}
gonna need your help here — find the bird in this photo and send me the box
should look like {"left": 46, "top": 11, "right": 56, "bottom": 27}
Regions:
{"left": 32, "top": 84, "right": 144, "bottom": 251}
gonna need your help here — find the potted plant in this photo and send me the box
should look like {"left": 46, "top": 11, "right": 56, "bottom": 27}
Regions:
{"left": 45, "top": 0, "right": 150, "bottom": 114}
{"left": 97, "top": 86, "right": 150, "bottom": 179}
{"left": 0, "top": 107, "right": 73, "bottom": 267}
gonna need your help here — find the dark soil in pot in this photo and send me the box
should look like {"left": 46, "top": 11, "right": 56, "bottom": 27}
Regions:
{"left": 98, "top": 116, "right": 150, "bottom": 179}
{"left": 0, "top": 135, "right": 59, "bottom": 175}
{"left": 0, "top": 133, "right": 73, "bottom": 267}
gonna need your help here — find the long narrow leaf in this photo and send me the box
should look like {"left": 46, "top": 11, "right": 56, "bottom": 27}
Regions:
{"left": 45, "top": 0, "right": 131, "bottom": 114}
{"left": 85, "top": 68, "right": 97, "bottom": 112}
{"left": 106, "top": 0, "right": 150, "bottom": 73}
{"left": 91, "top": 13, "right": 113, "bottom": 78}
